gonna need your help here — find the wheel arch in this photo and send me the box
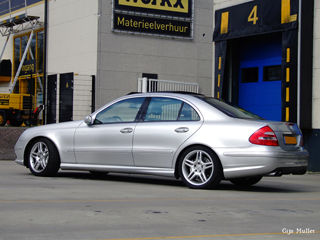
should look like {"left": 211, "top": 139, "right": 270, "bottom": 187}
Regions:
{"left": 23, "top": 136, "right": 61, "bottom": 168}
{"left": 174, "top": 144, "right": 225, "bottom": 180}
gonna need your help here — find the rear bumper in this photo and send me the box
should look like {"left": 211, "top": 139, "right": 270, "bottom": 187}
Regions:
{"left": 223, "top": 150, "right": 309, "bottom": 159}
{"left": 219, "top": 149, "right": 309, "bottom": 179}
{"left": 266, "top": 166, "right": 307, "bottom": 176}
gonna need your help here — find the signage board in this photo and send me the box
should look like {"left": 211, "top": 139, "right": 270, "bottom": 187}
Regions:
{"left": 115, "top": 0, "right": 192, "bottom": 18}
{"left": 114, "top": 13, "right": 191, "bottom": 37}
{"left": 113, "top": 0, "right": 193, "bottom": 39}
{"left": 213, "top": 0, "right": 298, "bottom": 41}
{"left": 0, "top": 94, "right": 9, "bottom": 105}
{"left": 19, "top": 60, "right": 36, "bottom": 77}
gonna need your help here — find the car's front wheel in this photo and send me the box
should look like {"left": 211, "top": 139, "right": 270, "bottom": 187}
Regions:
{"left": 27, "top": 138, "right": 60, "bottom": 176}
{"left": 179, "top": 146, "right": 223, "bottom": 189}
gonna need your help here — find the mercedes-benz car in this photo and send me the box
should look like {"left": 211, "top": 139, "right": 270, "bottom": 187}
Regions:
{"left": 14, "top": 92, "right": 309, "bottom": 189}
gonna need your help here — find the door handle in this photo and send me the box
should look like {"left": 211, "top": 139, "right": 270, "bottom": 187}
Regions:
{"left": 120, "top": 128, "right": 133, "bottom": 133}
{"left": 175, "top": 127, "right": 189, "bottom": 133}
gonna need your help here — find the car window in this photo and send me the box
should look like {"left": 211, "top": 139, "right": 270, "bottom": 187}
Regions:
{"left": 144, "top": 97, "right": 182, "bottom": 121}
{"left": 198, "top": 96, "right": 264, "bottom": 120}
{"left": 94, "top": 97, "right": 145, "bottom": 124}
{"left": 178, "top": 103, "right": 200, "bottom": 121}
{"left": 144, "top": 97, "right": 200, "bottom": 122}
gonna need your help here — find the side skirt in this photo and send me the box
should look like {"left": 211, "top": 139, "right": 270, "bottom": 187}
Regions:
{"left": 60, "top": 163, "right": 175, "bottom": 178}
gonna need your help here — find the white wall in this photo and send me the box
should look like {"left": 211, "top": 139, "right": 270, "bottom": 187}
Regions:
{"left": 47, "top": 0, "right": 99, "bottom": 75}
{"left": 46, "top": 0, "right": 99, "bottom": 120}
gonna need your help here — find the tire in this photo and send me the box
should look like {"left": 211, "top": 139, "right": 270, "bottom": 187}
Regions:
{"left": 27, "top": 138, "right": 60, "bottom": 176}
{"left": 230, "top": 176, "right": 262, "bottom": 187}
{"left": 0, "top": 111, "right": 7, "bottom": 126}
{"left": 179, "top": 146, "right": 223, "bottom": 189}
{"left": 9, "top": 119, "right": 23, "bottom": 127}
{"left": 24, "top": 119, "right": 36, "bottom": 126}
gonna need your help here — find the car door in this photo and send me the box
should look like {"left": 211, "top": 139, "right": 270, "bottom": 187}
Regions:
{"left": 74, "top": 97, "right": 146, "bottom": 166}
{"left": 133, "top": 97, "right": 203, "bottom": 168}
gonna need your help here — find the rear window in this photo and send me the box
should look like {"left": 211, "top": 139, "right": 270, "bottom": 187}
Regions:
{"left": 198, "top": 97, "right": 264, "bottom": 120}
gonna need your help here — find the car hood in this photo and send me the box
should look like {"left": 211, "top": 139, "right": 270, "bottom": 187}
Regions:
{"left": 19, "top": 120, "right": 83, "bottom": 140}
{"left": 25, "top": 120, "right": 83, "bottom": 132}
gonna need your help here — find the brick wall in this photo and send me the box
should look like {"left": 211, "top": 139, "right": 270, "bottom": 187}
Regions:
{"left": 0, "top": 127, "right": 27, "bottom": 160}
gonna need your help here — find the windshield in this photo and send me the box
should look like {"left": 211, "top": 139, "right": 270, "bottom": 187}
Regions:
{"left": 197, "top": 96, "right": 264, "bottom": 120}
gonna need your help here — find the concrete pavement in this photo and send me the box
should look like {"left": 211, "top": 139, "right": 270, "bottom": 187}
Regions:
{"left": 0, "top": 160, "right": 319, "bottom": 240}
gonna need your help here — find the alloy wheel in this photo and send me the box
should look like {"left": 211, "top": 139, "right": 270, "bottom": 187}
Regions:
{"left": 181, "top": 150, "right": 214, "bottom": 186}
{"left": 29, "top": 141, "right": 49, "bottom": 173}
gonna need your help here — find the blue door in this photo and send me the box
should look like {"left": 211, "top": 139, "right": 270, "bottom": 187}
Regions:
{"left": 238, "top": 33, "right": 282, "bottom": 121}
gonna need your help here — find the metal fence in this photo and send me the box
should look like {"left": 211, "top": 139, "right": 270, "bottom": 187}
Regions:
{"left": 46, "top": 73, "right": 94, "bottom": 124}
{"left": 138, "top": 78, "right": 199, "bottom": 93}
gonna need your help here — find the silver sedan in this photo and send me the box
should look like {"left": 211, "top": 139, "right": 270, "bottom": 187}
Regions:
{"left": 14, "top": 92, "right": 309, "bottom": 189}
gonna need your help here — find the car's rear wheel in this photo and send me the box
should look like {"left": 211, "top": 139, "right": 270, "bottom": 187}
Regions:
{"left": 179, "top": 146, "right": 222, "bottom": 189}
{"left": 230, "top": 176, "right": 262, "bottom": 187}
{"left": 27, "top": 138, "right": 60, "bottom": 176}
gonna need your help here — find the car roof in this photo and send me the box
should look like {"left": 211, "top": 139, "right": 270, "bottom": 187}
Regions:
{"left": 127, "top": 91, "right": 206, "bottom": 98}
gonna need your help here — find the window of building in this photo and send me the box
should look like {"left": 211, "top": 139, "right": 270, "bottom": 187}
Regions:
{"left": 263, "top": 65, "right": 281, "bottom": 81}
{"left": 13, "top": 29, "right": 44, "bottom": 95}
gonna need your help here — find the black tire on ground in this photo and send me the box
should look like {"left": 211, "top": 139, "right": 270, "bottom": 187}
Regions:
{"left": 0, "top": 111, "right": 7, "bottom": 126}
{"left": 9, "top": 119, "right": 23, "bottom": 126}
{"left": 178, "top": 146, "right": 223, "bottom": 189}
{"left": 24, "top": 119, "right": 36, "bottom": 126}
{"left": 230, "top": 176, "right": 263, "bottom": 187}
{"left": 27, "top": 138, "right": 60, "bottom": 176}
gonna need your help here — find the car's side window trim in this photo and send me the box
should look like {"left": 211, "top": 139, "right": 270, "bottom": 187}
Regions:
{"left": 136, "top": 97, "right": 151, "bottom": 122}
{"left": 177, "top": 102, "right": 185, "bottom": 120}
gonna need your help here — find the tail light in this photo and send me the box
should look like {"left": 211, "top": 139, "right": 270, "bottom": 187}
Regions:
{"left": 249, "top": 126, "right": 279, "bottom": 146}
{"left": 300, "top": 137, "right": 304, "bottom": 147}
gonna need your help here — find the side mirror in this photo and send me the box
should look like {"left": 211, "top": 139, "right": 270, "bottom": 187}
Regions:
{"left": 84, "top": 116, "right": 92, "bottom": 126}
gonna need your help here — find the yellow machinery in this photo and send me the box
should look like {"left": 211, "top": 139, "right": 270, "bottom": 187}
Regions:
{"left": 0, "top": 93, "right": 34, "bottom": 126}
{"left": 0, "top": 1, "right": 40, "bottom": 126}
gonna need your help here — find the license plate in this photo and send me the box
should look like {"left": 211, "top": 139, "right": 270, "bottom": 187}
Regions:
{"left": 284, "top": 136, "right": 297, "bottom": 145}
